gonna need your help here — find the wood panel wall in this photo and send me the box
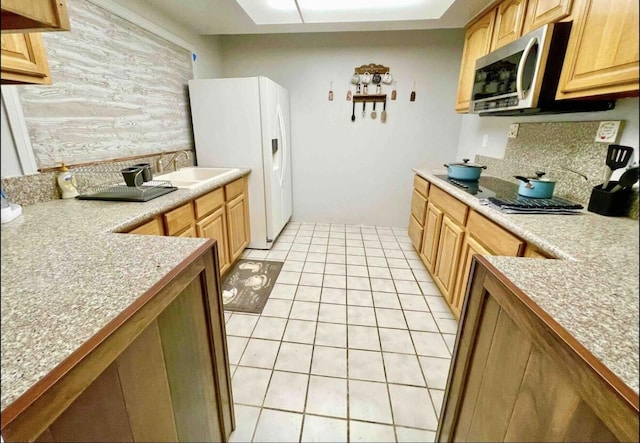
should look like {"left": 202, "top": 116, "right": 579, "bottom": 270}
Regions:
{"left": 17, "top": 0, "right": 194, "bottom": 168}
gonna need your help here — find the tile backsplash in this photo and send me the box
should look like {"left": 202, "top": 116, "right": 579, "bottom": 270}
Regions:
{"left": 475, "top": 121, "right": 638, "bottom": 219}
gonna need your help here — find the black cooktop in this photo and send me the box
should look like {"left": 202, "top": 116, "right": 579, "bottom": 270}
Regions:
{"left": 434, "top": 175, "right": 584, "bottom": 211}
{"left": 435, "top": 175, "right": 518, "bottom": 199}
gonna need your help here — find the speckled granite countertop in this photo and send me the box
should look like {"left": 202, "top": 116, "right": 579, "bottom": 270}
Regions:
{"left": 414, "top": 168, "right": 639, "bottom": 395}
{"left": 0, "top": 168, "right": 250, "bottom": 411}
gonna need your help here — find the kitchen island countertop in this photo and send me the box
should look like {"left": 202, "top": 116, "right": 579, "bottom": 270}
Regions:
{"left": 0, "top": 168, "right": 250, "bottom": 411}
{"left": 414, "top": 168, "right": 639, "bottom": 397}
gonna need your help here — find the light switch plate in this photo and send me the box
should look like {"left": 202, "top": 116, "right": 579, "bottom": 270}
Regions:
{"left": 507, "top": 123, "right": 519, "bottom": 138}
{"left": 595, "top": 121, "right": 622, "bottom": 143}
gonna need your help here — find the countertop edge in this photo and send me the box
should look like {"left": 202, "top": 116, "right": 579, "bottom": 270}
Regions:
{"left": 411, "top": 168, "right": 639, "bottom": 396}
{"left": 0, "top": 167, "right": 251, "bottom": 411}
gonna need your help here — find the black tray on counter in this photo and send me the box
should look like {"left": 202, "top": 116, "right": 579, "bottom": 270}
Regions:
{"left": 76, "top": 185, "right": 178, "bottom": 202}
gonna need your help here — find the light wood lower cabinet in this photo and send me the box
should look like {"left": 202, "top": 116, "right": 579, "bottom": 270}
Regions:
{"left": 127, "top": 176, "right": 250, "bottom": 275}
{"left": 2, "top": 244, "right": 235, "bottom": 443}
{"left": 226, "top": 192, "right": 249, "bottom": 262}
{"left": 450, "top": 235, "right": 490, "bottom": 319}
{"left": 437, "top": 256, "right": 639, "bottom": 442}
{"left": 432, "top": 216, "right": 465, "bottom": 306}
{"left": 408, "top": 177, "right": 429, "bottom": 251}
{"left": 524, "top": 243, "right": 553, "bottom": 258}
{"left": 163, "top": 202, "right": 195, "bottom": 237}
{"left": 420, "top": 202, "right": 444, "bottom": 273}
{"left": 128, "top": 216, "right": 164, "bottom": 236}
{"left": 197, "top": 207, "right": 231, "bottom": 275}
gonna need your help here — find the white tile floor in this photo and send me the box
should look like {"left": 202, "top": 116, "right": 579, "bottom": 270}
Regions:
{"left": 224, "top": 222, "right": 457, "bottom": 443}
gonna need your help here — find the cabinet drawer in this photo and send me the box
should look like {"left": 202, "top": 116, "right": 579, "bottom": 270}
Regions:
{"left": 194, "top": 188, "right": 224, "bottom": 220}
{"left": 524, "top": 243, "right": 553, "bottom": 259}
{"left": 163, "top": 202, "right": 195, "bottom": 236}
{"left": 128, "top": 217, "right": 163, "bottom": 236}
{"left": 224, "top": 178, "right": 244, "bottom": 200}
{"left": 410, "top": 190, "right": 428, "bottom": 225}
{"left": 429, "top": 186, "right": 469, "bottom": 226}
{"left": 467, "top": 210, "right": 524, "bottom": 256}
{"left": 408, "top": 214, "right": 424, "bottom": 252}
{"left": 413, "top": 175, "right": 430, "bottom": 198}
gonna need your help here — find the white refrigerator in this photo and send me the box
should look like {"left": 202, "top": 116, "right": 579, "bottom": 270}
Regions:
{"left": 188, "top": 76, "right": 293, "bottom": 250}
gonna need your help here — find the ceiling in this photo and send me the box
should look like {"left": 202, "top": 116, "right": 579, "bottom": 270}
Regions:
{"left": 141, "top": 0, "right": 493, "bottom": 35}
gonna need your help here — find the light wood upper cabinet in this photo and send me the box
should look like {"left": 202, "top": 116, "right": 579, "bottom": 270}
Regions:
{"left": 522, "top": 0, "right": 573, "bottom": 34}
{"left": 556, "top": 0, "right": 639, "bottom": 99}
{"left": 1, "top": 0, "right": 70, "bottom": 85}
{"left": 455, "top": 9, "right": 496, "bottom": 113}
{"left": 490, "top": 0, "right": 528, "bottom": 50}
{"left": 1, "top": 0, "right": 70, "bottom": 32}
{"left": 1, "top": 32, "right": 51, "bottom": 85}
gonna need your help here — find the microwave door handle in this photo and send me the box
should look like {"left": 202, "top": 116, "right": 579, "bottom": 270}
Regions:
{"left": 516, "top": 36, "right": 538, "bottom": 100}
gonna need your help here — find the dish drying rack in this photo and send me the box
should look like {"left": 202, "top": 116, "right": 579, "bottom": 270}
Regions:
{"left": 73, "top": 164, "right": 178, "bottom": 202}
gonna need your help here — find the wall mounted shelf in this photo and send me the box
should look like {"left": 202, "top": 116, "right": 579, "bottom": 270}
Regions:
{"left": 353, "top": 94, "right": 387, "bottom": 103}
{"left": 355, "top": 64, "right": 389, "bottom": 74}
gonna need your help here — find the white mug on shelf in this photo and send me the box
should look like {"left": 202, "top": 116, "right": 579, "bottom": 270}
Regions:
{"left": 382, "top": 72, "right": 393, "bottom": 84}
{"left": 361, "top": 72, "right": 371, "bottom": 84}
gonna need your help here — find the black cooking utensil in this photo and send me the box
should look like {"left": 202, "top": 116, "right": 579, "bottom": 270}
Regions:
{"left": 603, "top": 144, "right": 634, "bottom": 190}
{"left": 351, "top": 100, "right": 355, "bottom": 122}
{"left": 371, "top": 101, "right": 377, "bottom": 119}
{"left": 381, "top": 99, "right": 387, "bottom": 123}
{"left": 610, "top": 166, "right": 639, "bottom": 192}
{"left": 362, "top": 101, "right": 366, "bottom": 117}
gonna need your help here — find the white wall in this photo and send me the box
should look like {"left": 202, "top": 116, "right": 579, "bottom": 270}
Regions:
{"left": 220, "top": 30, "right": 465, "bottom": 227}
{"left": 457, "top": 98, "right": 640, "bottom": 175}
{"left": 111, "top": 0, "right": 223, "bottom": 78}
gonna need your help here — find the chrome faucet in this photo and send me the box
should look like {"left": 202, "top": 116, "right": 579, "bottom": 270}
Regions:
{"left": 156, "top": 150, "right": 191, "bottom": 172}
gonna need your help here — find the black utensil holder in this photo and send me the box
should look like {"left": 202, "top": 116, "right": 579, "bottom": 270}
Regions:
{"left": 587, "top": 182, "right": 632, "bottom": 217}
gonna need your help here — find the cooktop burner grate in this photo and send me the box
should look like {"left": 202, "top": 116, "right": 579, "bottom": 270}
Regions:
{"left": 488, "top": 196, "right": 583, "bottom": 210}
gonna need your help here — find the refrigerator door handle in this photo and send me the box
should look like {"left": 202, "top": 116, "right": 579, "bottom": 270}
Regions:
{"left": 271, "top": 138, "right": 278, "bottom": 154}
{"left": 276, "top": 105, "right": 287, "bottom": 186}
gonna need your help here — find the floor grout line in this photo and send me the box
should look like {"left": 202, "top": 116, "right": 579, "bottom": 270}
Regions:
{"left": 230, "top": 222, "right": 455, "bottom": 442}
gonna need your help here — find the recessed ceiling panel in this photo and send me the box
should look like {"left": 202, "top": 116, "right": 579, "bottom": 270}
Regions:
{"left": 297, "top": 0, "right": 455, "bottom": 23}
{"left": 235, "top": 0, "right": 302, "bottom": 24}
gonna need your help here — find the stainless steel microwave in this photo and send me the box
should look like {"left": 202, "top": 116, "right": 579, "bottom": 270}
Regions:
{"left": 470, "top": 22, "right": 615, "bottom": 115}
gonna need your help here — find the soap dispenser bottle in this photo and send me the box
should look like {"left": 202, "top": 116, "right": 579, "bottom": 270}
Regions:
{"left": 57, "top": 163, "right": 79, "bottom": 199}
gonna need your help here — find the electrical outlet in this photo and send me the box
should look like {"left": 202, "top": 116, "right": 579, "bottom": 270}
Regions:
{"left": 482, "top": 134, "right": 489, "bottom": 148}
{"left": 507, "top": 123, "right": 519, "bottom": 138}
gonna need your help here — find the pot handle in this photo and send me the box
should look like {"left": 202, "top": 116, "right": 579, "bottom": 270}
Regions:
{"left": 443, "top": 164, "right": 450, "bottom": 168}
{"left": 514, "top": 175, "right": 535, "bottom": 189}
{"left": 481, "top": 165, "right": 487, "bottom": 169}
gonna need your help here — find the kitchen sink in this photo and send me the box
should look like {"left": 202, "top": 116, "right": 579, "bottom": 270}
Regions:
{"left": 156, "top": 167, "right": 238, "bottom": 189}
